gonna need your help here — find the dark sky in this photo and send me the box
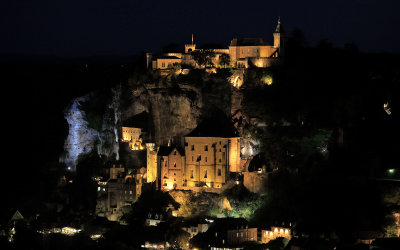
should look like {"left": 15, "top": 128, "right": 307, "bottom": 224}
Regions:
{"left": 1, "top": 0, "right": 399, "bottom": 57}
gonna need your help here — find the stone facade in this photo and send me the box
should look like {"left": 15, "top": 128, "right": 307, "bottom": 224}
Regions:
{"left": 121, "top": 126, "right": 144, "bottom": 150}
{"left": 159, "top": 146, "right": 185, "bottom": 190}
{"left": 261, "top": 226, "right": 291, "bottom": 244}
{"left": 148, "top": 136, "right": 241, "bottom": 191}
{"left": 146, "top": 143, "right": 158, "bottom": 183}
{"left": 147, "top": 18, "right": 283, "bottom": 70}
{"left": 227, "top": 227, "right": 259, "bottom": 245}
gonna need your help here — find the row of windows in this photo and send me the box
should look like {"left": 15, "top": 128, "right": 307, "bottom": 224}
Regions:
{"left": 189, "top": 169, "right": 222, "bottom": 179}
{"left": 190, "top": 154, "right": 225, "bottom": 163}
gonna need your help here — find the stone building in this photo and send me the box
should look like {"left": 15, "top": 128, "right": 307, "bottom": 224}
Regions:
{"left": 227, "top": 226, "right": 259, "bottom": 245}
{"left": 184, "top": 136, "right": 240, "bottom": 189}
{"left": 261, "top": 226, "right": 291, "bottom": 244}
{"left": 147, "top": 18, "right": 283, "bottom": 70}
{"left": 146, "top": 115, "right": 241, "bottom": 191}
{"left": 146, "top": 143, "right": 158, "bottom": 183}
{"left": 96, "top": 165, "right": 146, "bottom": 221}
{"left": 121, "top": 126, "right": 144, "bottom": 150}
{"left": 229, "top": 17, "right": 283, "bottom": 68}
{"left": 158, "top": 145, "right": 185, "bottom": 191}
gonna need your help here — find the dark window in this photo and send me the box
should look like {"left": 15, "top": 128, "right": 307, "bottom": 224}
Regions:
{"left": 218, "top": 169, "right": 221, "bottom": 176}
{"left": 191, "top": 145, "right": 194, "bottom": 151}
{"left": 204, "top": 145, "right": 208, "bottom": 151}
{"left": 204, "top": 170, "right": 207, "bottom": 178}
{"left": 191, "top": 170, "right": 194, "bottom": 179}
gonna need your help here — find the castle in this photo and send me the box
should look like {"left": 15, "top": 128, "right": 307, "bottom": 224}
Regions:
{"left": 146, "top": 18, "right": 284, "bottom": 70}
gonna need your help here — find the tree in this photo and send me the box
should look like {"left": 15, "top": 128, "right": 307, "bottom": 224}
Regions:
{"left": 191, "top": 49, "right": 215, "bottom": 68}
{"left": 219, "top": 53, "right": 230, "bottom": 68}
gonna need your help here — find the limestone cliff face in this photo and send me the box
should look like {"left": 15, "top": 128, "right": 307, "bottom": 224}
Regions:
{"left": 60, "top": 96, "right": 99, "bottom": 170}
{"left": 97, "top": 88, "right": 120, "bottom": 160}
{"left": 61, "top": 89, "right": 121, "bottom": 169}
{"left": 148, "top": 86, "right": 202, "bottom": 145}
{"left": 231, "top": 88, "right": 260, "bottom": 159}
{"left": 62, "top": 71, "right": 261, "bottom": 168}
{"left": 121, "top": 82, "right": 205, "bottom": 146}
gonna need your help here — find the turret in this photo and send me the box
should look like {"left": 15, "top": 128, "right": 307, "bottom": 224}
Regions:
{"left": 185, "top": 33, "right": 196, "bottom": 53}
{"left": 273, "top": 17, "right": 284, "bottom": 49}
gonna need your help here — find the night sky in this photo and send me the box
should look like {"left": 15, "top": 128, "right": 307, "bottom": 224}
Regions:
{"left": 1, "top": 0, "right": 399, "bottom": 57}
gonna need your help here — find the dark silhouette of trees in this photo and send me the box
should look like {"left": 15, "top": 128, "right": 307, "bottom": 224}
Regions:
{"left": 191, "top": 49, "right": 215, "bottom": 68}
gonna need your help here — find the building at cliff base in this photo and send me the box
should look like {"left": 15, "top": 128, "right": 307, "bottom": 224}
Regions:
{"left": 121, "top": 126, "right": 144, "bottom": 150}
{"left": 147, "top": 114, "right": 241, "bottom": 192}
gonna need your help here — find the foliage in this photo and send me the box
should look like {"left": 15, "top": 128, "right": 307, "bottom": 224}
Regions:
{"left": 122, "top": 190, "right": 177, "bottom": 226}
{"left": 191, "top": 49, "right": 215, "bottom": 68}
{"left": 261, "top": 127, "right": 332, "bottom": 170}
{"left": 218, "top": 53, "right": 230, "bottom": 68}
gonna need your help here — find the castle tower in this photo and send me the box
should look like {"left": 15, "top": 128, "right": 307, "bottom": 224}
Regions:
{"left": 185, "top": 34, "right": 196, "bottom": 53}
{"left": 146, "top": 143, "right": 158, "bottom": 183}
{"left": 273, "top": 17, "right": 284, "bottom": 50}
{"left": 146, "top": 53, "right": 153, "bottom": 69}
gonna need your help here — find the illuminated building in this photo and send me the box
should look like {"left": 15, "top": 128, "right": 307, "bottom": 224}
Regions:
{"left": 96, "top": 165, "right": 146, "bottom": 221}
{"left": 121, "top": 126, "right": 144, "bottom": 150}
{"left": 227, "top": 226, "right": 259, "bottom": 245}
{"left": 146, "top": 143, "right": 158, "bottom": 183}
{"left": 261, "top": 226, "right": 291, "bottom": 244}
{"left": 184, "top": 136, "right": 240, "bottom": 189}
{"left": 158, "top": 145, "right": 185, "bottom": 191}
{"left": 147, "top": 18, "right": 283, "bottom": 70}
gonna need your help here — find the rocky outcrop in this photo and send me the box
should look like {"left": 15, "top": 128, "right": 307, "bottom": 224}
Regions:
{"left": 97, "top": 88, "right": 120, "bottom": 160}
{"left": 60, "top": 96, "right": 99, "bottom": 170}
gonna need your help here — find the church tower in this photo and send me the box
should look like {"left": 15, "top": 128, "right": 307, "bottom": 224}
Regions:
{"left": 273, "top": 17, "right": 284, "bottom": 50}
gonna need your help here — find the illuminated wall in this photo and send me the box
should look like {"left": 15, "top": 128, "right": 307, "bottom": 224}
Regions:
{"left": 261, "top": 227, "right": 291, "bottom": 244}
{"left": 228, "top": 138, "right": 241, "bottom": 172}
{"left": 146, "top": 143, "right": 158, "bottom": 183}
{"left": 160, "top": 148, "right": 185, "bottom": 190}
{"left": 155, "top": 58, "right": 182, "bottom": 69}
{"left": 121, "top": 127, "right": 141, "bottom": 143}
{"left": 227, "top": 228, "right": 258, "bottom": 245}
{"left": 184, "top": 137, "right": 239, "bottom": 188}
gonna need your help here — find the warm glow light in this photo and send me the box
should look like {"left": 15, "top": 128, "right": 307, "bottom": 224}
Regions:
{"left": 274, "top": 228, "right": 278, "bottom": 233}
{"left": 388, "top": 169, "right": 395, "bottom": 174}
{"left": 261, "top": 75, "right": 273, "bottom": 85}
